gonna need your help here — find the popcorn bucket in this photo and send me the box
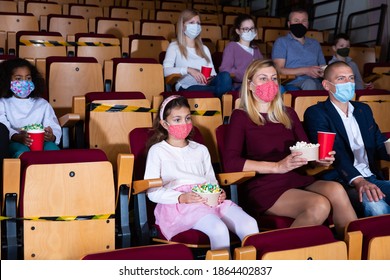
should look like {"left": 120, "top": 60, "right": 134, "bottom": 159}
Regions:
{"left": 195, "top": 191, "right": 221, "bottom": 207}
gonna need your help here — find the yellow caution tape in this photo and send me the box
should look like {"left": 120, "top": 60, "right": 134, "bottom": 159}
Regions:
{"left": 19, "top": 39, "right": 120, "bottom": 47}
{"left": 89, "top": 103, "right": 221, "bottom": 116}
{"left": 0, "top": 213, "right": 115, "bottom": 221}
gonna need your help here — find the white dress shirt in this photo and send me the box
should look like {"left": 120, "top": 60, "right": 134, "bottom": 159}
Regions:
{"left": 331, "top": 101, "right": 373, "bottom": 184}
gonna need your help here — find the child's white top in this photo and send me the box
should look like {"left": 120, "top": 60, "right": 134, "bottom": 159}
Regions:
{"left": 163, "top": 41, "right": 216, "bottom": 90}
{"left": 0, "top": 96, "right": 61, "bottom": 144}
{"left": 144, "top": 140, "right": 217, "bottom": 204}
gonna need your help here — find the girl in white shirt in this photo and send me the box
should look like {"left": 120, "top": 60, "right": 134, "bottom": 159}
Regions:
{"left": 0, "top": 58, "right": 61, "bottom": 158}
{"left": 163, "top": 9, "right": 233, "bottom": 98}
{"left": 144, "top": 95, "right": 258, "bottom": 250}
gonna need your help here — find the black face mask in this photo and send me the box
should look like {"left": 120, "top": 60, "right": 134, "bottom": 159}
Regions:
{"left": 336, "top": 47, "right": 350, "bottom": 57}
{"left": 290, "top": 23, "right": 307, "bottom": 38}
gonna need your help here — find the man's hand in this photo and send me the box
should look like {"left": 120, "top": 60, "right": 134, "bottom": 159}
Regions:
{"left": 352, "top": 177, "right": 385, "bottom": 202}
{"left": 305, "top": 66, "right": 324, "bottom": 78}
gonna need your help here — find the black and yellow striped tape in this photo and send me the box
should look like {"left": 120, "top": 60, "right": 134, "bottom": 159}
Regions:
{"left": 89, "top": 103, "right": 157, "bottom": 113}
{"left": 0, "top": 214, "right": 115, "bottom": 221}
{"left": 88, "top": 103, "right": 221, "bottom": 116}
{"left": 191, "top": 110, "right": 221, "bottom": 116}
{"left": 19, "top": 39, "right": 120, "bottom": 47}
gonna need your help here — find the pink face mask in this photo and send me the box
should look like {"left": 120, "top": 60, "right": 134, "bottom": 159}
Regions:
{"left": 252, "top": 81, "right": 279, "bottom": 102}
{"left": 166, "top": 123, "right": 193, "bottom": 140}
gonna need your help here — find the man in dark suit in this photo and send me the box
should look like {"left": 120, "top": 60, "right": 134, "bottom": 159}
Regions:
{"left": 304, "top": 61, "right": 390, "bottom": 217}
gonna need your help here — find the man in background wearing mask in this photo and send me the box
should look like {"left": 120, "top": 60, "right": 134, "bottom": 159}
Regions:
{"left": 304, "top": 61, "right": 390, "bottom": 217}
{"left": 272, "top": 7, "right": 326, "bottom": 90}
{"left": 329, "top": 33, "right": 372, "bottom": 90}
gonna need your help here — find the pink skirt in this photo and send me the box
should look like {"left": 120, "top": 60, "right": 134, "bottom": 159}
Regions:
{"left": 154, "top": 184, "right": 236, "bottom": 240}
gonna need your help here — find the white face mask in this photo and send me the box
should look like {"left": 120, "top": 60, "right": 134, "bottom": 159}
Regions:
{"left": 184, "top": 23, "right": 202, "bottom": 39}
{"left": 240, "top": 30, "right": 257, "bottom": 42}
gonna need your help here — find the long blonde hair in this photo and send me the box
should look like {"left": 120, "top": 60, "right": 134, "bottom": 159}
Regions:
{"left": 239, "top": 59, "right": 292, "bottom": 129}
{"left": 176, "top": 9, "right": 210, "bottom": 63}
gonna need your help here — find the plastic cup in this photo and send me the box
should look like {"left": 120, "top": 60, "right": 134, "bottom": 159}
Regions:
{"left": 318, "top": 131, "right": 336, "bottom": 159}
{"left": 28, "top": 130, "right": 45, "bottom": 151}
{"left": 385, "top": 139, "right": 390, "bottom": 155}
{"left": 194, "top": 191, "right": 221, "bottom": 207}
{"left": 201, "top": 66, "right": 212, "bottom": 79}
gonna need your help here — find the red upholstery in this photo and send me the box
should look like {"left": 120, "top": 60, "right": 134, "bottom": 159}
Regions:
{"left": 227, "top": 90, "right": 240, "bottom": 104}
{"left": 160, "top": 91, "right": 215, "bottom": 99}
{"left": 82, "top": 243, "right": 194, "bottom": 260}
{"left": 346, "top": 215, "right": 390, "bottom": 259}
{"left": 243, "top": 225, "right": 337, "bottom": 259}
{"left": 18, "top": 149, "right": 108, "bottom": 215}
{"left": 355, "top": 89, "right": 390, "bottom": 99}
{"left": 216, "top": 124, "right": 294, "bottom": 230}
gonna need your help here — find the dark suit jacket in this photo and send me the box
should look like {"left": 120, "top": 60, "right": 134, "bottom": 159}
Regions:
{"left": 304, "top": 98, "right": 390, "bottom": 185}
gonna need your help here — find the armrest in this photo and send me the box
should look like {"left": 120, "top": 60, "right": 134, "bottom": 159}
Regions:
{"left": 103, "top": 60, "right": 114, "bottom": 92}
{"left": 280, "top": 74, "right": 296, "bottom": 85}
{"left": 165, "top": 73, "right": 182, "bottom": 86}
{"left": 305, "top": 165, "right": 332, "bottom": 176}
{"left": 58, "top": 113, "right": 81, "bottom": 127}
{"left": 205, "top": 249, "right": 230, "bottom": 260}
{"left": 380, "top": 160, "right": 390, "bottom": 180}
{"left": 234, "top": 245, "right": 256, "bottom": 260}
{"left": 116, "top": 153, "right": 134, "bottom": 201}
{"left": 217, "top": 171, "right": 256, "bottom": 186}
{"left": 222, "top": 93, "right": 233, "bottom": 120}
{"left": 72, "top": 96, "right": 86, "bottom": 120}
{"left": 345, "top": 230, "right": 363, "bottom": 260}
{"left": 133, "top": 178, "right": 163, "bottom": 194}
{"left": 3, "top": 159, "right": 21, "bottom": 207}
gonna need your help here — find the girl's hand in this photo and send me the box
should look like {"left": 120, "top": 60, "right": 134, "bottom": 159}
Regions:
{"left": 218, "top": 189, "right": 226, "bottom": 203}
{"left": 276, "top": 152, "right": 308, "bottom": 173}
{"left": 178, "top": 192, "right": 207, "bottom": 204}
{"left": 12, "top": 130, "right": 32, "bottom": 146}
{"left": 187, "top": 67, "right": 207, "bottom": 84}
{"left": 44, "top": 126, "right": 55, "bottom": 142}
{"left": 315, "top": 151, "right": 336, "bottom": 167}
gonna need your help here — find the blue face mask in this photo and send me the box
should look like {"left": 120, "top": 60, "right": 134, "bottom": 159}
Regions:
{"left": 329, "top": 82, "right": 355, "bottom": 103}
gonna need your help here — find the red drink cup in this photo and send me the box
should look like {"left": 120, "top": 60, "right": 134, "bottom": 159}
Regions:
{"left": 28, "top": 130, "right": 45, "bottom": 151}
{"left": 318, "top": 131, "right": 336, "bottom": 159}
{"left": 201, "top": 66, "right": 212, "bottom": 79}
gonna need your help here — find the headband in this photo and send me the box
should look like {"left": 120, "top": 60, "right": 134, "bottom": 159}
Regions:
{"left": 159, "top": 95, "right": 181, "bottom": 121}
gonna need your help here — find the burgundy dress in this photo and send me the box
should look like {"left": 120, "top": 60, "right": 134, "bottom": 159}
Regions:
{"left": 223, "top": 107, "right": 315, "bottom": 213}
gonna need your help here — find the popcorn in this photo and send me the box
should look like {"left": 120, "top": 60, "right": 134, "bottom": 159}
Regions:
{"left": 290, "top": 141, "right": 320, "bottom": 150}
{"left": 22, "top": 123, "right": 44, "bottom": 132}
{"left": 192, "top": 183, "right": 221, "bottom": 194}
{"left": 289, "top": 141, "right": 320, "bottom": 161}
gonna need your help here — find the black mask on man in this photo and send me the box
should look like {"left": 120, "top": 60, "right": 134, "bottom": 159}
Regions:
{"left": 290, "top": 23, "right": 307, "bottom": 38}
{"left": 336, "top": 47, "right": 350, "bottom": 57}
